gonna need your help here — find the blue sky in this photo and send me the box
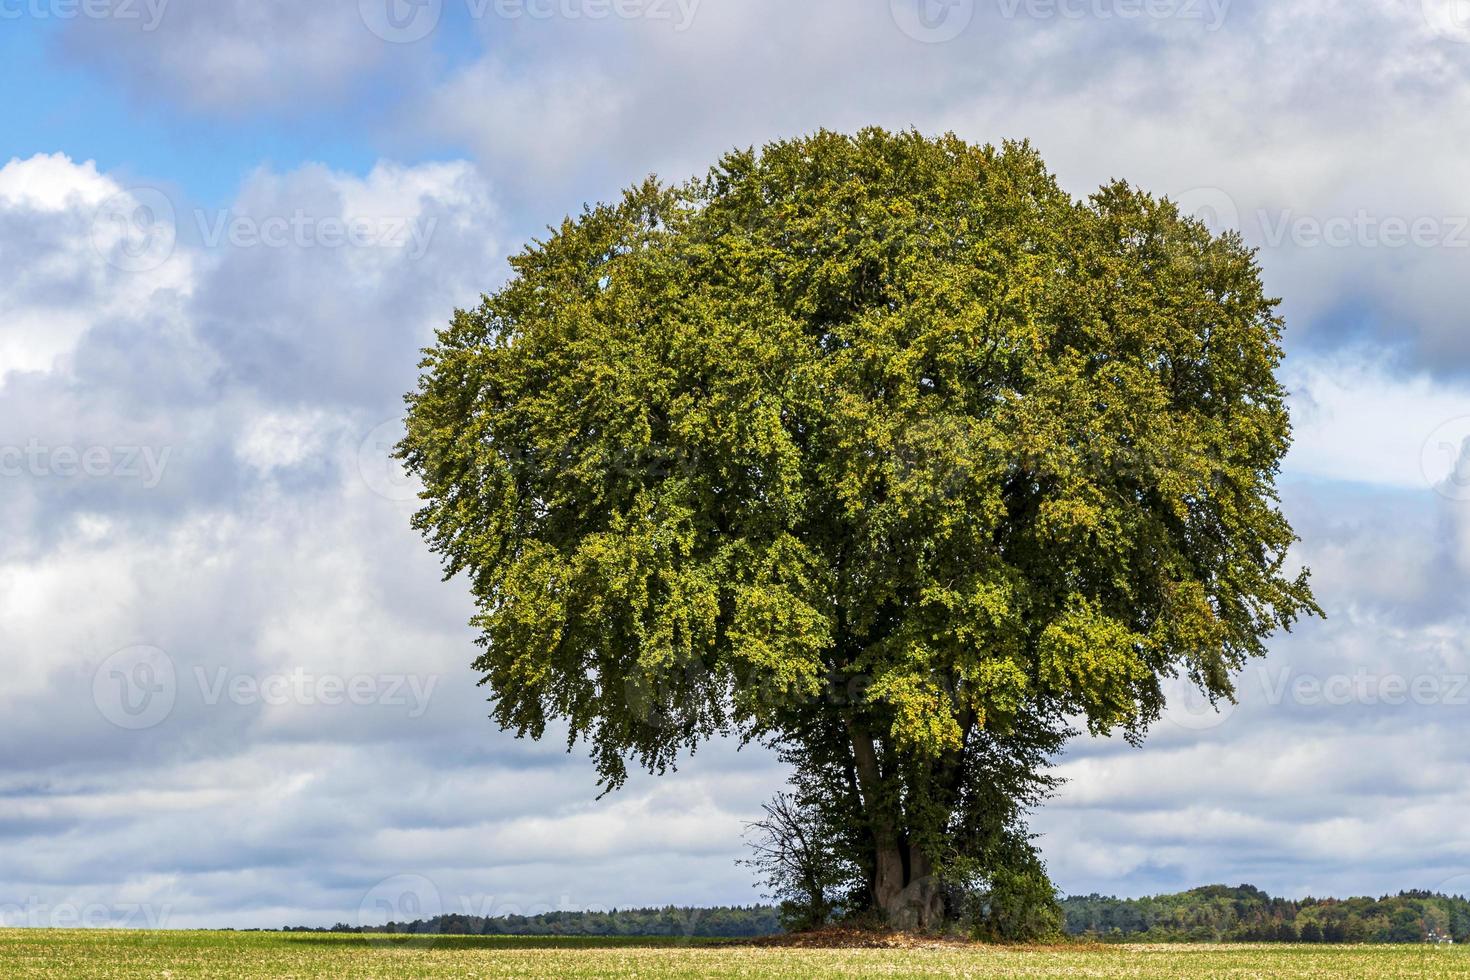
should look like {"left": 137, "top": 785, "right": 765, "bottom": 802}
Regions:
{"left": 5, "top": 0, "right": 1470, "bottom": 930}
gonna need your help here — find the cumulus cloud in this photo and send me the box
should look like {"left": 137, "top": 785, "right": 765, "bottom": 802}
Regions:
{"left": 1041, "top": 462, "right": 1470, "bottom": 898}
{"left": 50, "top": 0, "right": 1470, "bottom": 368}
{"left": 55, "top": 0, "right": 399, "bottom": 113}
{"left": 0, "top": 155, "right": 193, "bottom": 381}
{"left": 189, "top": 159, "right": 499, "bottom": 406}
{"left": 379, "top": 0, "right": 1470, "bottom": 371}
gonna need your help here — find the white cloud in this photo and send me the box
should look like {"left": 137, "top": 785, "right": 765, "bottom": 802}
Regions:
{"left": 1283, "top": 356, "right": 1470, "bottom": 491}
{"left": 48, "top": 1, "right": 1470, "bottom": 369}
{"left": 0, "top": 153, "right": 117, "bottom": 212}
{"left": 57, "top": 1, "right": 399, "bottom": 113}
{"left": 191, "top": 159, "right": 498, "bottom": 406}
{"left": 419, "top": 58, "right": 627, "bottom": 188}
{"left": 0, "top": 154, "right": 193, "bottom": 381}
{"left": 234, "top": 410, "right": 339, "bottom": 474}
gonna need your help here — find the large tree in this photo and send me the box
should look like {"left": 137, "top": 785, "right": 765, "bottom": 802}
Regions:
{"left": 398, "top": 129, "right": 1319, "bottom": 929}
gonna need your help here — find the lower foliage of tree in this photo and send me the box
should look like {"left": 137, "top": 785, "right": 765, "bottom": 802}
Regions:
{"left": 399, "top": 127, "right": 1320, "bottom": 930}
{"left": 744, "top": 709, "right": 1066, "bottom": 939}
{"left": 740, "top": 792, "right": 852, "bottom": 932}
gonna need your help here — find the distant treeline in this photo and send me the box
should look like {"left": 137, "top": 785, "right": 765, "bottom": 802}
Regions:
{"left": 1063, "top": 885, "right": 1470, "bottom": 943}
{"left": 288, "top": 905, "right": 781, "bottom": 938}
{"left": 284, "top": 887, "right": 1470, "bottom": 942}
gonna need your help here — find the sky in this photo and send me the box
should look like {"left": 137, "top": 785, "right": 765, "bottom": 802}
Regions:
{"left": 3, "top": 0, "right": 1470, "bottom": 931}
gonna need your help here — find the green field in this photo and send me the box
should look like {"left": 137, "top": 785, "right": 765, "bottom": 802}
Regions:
{"left": 5, "top": 931, "right": 1470, "bottom": 978}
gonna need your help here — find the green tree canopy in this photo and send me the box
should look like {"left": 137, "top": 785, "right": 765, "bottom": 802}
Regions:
{"left": 399, "top": 128, "right": 1319, "bottom": 928}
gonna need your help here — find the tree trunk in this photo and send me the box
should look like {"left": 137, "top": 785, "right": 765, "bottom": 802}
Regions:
{"left": 848, "top": 723, "right": 946, "bottom": 931}
{"left": 872, "top": 840, "right": 945, "bottom": 931}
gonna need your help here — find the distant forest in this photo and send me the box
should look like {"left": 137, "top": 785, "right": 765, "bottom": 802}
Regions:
{"left": 1063, "top": 885, "right": 1470, "bottom": 943}
{"left": 288, "top": 905, "right": 782, "bottom": 938}
{"left": 284, "top": 886, "right": 1470, "bottom": 943}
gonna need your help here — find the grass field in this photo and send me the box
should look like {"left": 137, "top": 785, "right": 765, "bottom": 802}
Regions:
{"left": 5, "top": 931, "right": 1470, "bottom": 978}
